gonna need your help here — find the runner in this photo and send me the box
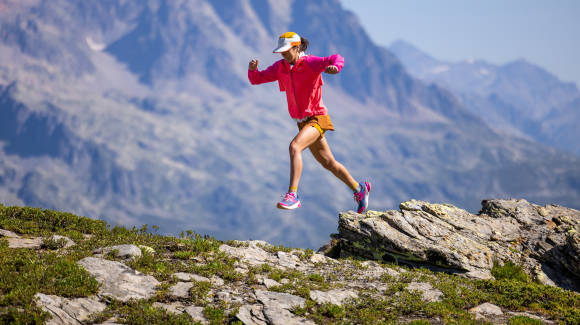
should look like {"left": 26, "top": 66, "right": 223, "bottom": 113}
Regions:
{"left": 248, "top": 32, "right": 371, "bottom": 213}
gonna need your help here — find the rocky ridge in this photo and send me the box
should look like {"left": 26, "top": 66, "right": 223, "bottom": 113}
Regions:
{"left": 1, "top": 199, "right": 579, "bottom": 324}
{"left": 322, "top": 198, "right": 580, "bottom": 292}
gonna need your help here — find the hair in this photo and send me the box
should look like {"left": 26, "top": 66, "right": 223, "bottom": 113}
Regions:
{"left": 299, "top": 37, "right": 309, "bottom": 52}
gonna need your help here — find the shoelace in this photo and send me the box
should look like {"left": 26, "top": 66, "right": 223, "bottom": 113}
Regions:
{"left": 283, "top": 192, "right": 296, "bottom": 202}
{"left": 354, "top": 190, "right": 363, "bottom": 202}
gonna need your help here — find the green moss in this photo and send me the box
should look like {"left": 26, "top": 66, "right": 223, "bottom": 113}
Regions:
{"left": 188, "top": 281, "right": 212, "bottom": 306}
{"left": 508, "top": 315, "right": 543, "bottom": 325}
{"left": 476, "top": 279, "right": 580, "bottom": 323}
{"left": 491, "top": 260, "right": 530, "bottom": 283}
{"left": 0, "top": 205, "right": 108, "bottom": 236}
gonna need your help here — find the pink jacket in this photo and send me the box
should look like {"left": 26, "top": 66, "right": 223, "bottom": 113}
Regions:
{"left": 248, "top": 54, "right": 345, "bottom": 120}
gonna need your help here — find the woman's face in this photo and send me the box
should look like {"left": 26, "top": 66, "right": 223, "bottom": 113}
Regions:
{"left": 281, "top": 46, "right": 300, "bottom": 65}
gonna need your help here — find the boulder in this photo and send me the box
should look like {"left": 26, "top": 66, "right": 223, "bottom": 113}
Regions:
{"left": 34, "top": 293, "right": 106, "bottom": 325}
{"left": 77, "top": 257, "right": 160, "bottom": 301}
{"left": 93, "top": 244, "right": 142, "bottom": 260}
{"left": 309, "top": 289, "right": 358, "bottom": 306}
{"left": 326, "top": 199, "right": 580, "bottom": 291}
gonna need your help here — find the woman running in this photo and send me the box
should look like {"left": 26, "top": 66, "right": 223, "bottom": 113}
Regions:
{"left": 248, "top": 32, "right": 371, "bottom": 213}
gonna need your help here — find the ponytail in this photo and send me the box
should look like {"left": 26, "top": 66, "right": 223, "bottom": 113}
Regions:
{"left": 299, "top": 37, "right": 309, "bottom": 52}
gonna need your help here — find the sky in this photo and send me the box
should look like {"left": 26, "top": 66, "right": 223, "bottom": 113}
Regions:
{"left": 340, "top": 0, "right": 580, "bottom": 87}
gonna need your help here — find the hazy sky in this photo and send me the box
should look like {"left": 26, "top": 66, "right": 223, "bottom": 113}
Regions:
{"left": 341, "top": 0, "right": 580, "bottom": 87}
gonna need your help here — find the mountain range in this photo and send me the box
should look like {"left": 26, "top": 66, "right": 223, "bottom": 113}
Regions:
{"left": 1, "top": 0, "right": 580, "bottom": 248}
{"left": 389, "top": 40, "right": 580, "bottom": 155}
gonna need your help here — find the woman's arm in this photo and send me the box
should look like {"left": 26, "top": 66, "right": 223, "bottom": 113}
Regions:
{"left": 305, "top": 54, "right": 345, "bottom": 75}
{"left": 248, "top": 59, "right": 280, "bottom": 85}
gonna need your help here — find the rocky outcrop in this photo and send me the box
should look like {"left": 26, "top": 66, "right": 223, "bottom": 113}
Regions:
{"left": 324, "top": 199, "right": 580, "bottom": 291}
{"left": 77, "top": 257, "right": 160, "bottom": 301}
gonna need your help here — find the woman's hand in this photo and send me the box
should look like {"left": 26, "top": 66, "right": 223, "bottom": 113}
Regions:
{"left": 325, "top": 65, "right": 339, "bottom": 74}
{"left": 249, "top": 59, "right": 259, "bottom": 71}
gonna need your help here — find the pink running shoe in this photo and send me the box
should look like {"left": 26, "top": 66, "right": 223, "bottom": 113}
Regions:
{"left": 354, "top": 181, "right": 371, "bottom": 213}
{"left": 277, "top": 192, "right": 301, "bottom": 210}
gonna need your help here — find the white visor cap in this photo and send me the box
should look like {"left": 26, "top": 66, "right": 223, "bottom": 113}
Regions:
{"left": 273, "top": 32, "right": 301, "bottom": 53}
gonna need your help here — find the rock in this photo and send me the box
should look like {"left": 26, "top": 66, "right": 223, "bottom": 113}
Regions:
{"left": 469, "top": 302, "right": 503, "bottom": 320}
{"left": 173, "top": 272, "right": 210, "bottom": 283}
{"left": 329, "top": 199, "right": 580, "bottom": 291}
{"left": 262, "top": 278, "right": 280, "bottom": 289}
{"left": 170, "top": 282, "right": 193, "bottom": 299}
{"left": 34, "top": 293, "right": 106, "bottom": 325}
{"left": 406, "top": 282, "right": 443, "bottom": 302}
{"left": 461, "top": 270, "right": 494, "bottom": 280}
{"left": 211, "top": 275, "right": 225, "bottom": 286}
{"left": 309, "top": 289, "right": 358, "bottom": 306}
{"left": 262, "top": 305, "right": 315, "bottom": 325}
{"left": 44, "top": 235, "right": 75, "bottom": 248}
{"left": 276, "top": 251, "right": 303, "bottom": 269}
{"left": 309, "top": 253, "right": 331, "bottom": 264}
{"left": 215, "top": 290, "right": 231, "bottom": 303}
{"left": 255, "top": 290, "right": 306, "bottom": 310}
{"left": 237, "top": 304, "right": 268, "bottom": 325}
{"left": 507, "top": 311, "right": 556, "bottom": 324}
{"left": 152, "top": 301, "right": 185, "bottom": 314}
{"left": 184, "top": 306, "right": 208, "bottom": 324}
{"left": 220, "top": 242, "right": 308, "bottom": 271}
{"left": 219, "top": 243, "right": 274, "bottom": 267}
{"left": 77, "top": 257, "right": 160, "bottom": 301}
{"left": 0, "top": 228, "right": 20, "bottom": 237}
{"left": 93, "top": 244, "right": 142, "bottom": 259}
{"left": 1, "top": 229, "right": 43, "bottom": 248}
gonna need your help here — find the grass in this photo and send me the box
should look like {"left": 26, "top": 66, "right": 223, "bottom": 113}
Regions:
{"left": 1, "top": 204, "right": 579, "bottom": 324}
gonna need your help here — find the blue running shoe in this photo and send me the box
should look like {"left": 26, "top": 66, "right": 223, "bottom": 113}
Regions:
{"left": 277, "top": 192, "right": 301, "bottom": 210}
{"left": 354, "top": 181, "right": 371, "bottom": 213}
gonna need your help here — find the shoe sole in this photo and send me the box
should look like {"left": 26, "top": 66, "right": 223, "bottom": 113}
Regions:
{"left": 277, "top": 201, "right": 301, "bottom": 210}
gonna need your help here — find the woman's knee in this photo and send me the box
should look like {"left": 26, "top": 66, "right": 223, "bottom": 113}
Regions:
{"left": 289, "top": 140, "right": 301, "bottom": 156}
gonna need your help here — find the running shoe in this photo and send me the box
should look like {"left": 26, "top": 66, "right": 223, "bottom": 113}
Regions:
{"left": 277, "top": 192, "right": 301, "bottom": 210}
{"left": 354, "top": 181, "right": 371, "bottom": 213}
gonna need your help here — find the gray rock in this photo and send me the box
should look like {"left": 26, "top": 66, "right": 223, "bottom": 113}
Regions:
{"left": 184, "top": 306, "right": 208, "bottom": 324}
{"left": 255, "top": 290, "right": 306, "bottom": 310}
{"left": 262, "top": 278, "right": 280, "bottom": 289}
{"left": 44, "top": 235, "right": 75, "bottom": 248}
{"left": 0, "top": 228, "right": 20, "bottom": 237}
{"left": 173, "top": 272, "right": 210, "bottom": 283}
{"left": 406, "top": 282, "right": 443, "bottom": 302}
{"left": 237, "top": 305, "right": 268, "bottom": 325}
{"left": 219, "top": 244, "right": 274, "bottom": 266}
{"left": 77, "top": 257, "right": 160, "bottom": 301}
{"left": 34, "top": 293, "right": 106, "bottom": 325}
{"left": 276, "top": 251, "right": 303, "bottom": 269}
{"left": 211, "top": 275, "right": 225, "bottom": 286}
{"left": 152, "top": 301, "right": 185, "bottom": 314}
{"left": 2, "top": 229, "right": 43, "bottom": 248}
{"left": 170, "top": 282, "right": 193, "bottom": 299}
{"left": 330, "top": 199, "right": 580, "bottom": 291}
{"left": 262, "top": 305, "right": 315, "bottom": 325}
{"left": 309, "top": 289, "right": 358, "bottom": 306}
{"left": 93, "top": 244, "right": 142, "bottom": 259}
{"left": 469, "top": 302, "right": 503, "bottom": 321}
{"left": 215, "top": 290, "right": 231, "bottom": 303}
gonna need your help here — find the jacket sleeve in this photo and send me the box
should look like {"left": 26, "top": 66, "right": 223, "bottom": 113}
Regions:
{"left": 305, "top": 54, "right": 345, "bottom": 74}
{"left": 248, "top": 61, "right": 280, "bottom": 85}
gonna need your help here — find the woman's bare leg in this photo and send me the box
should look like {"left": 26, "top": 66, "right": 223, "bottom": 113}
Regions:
{"left": 288, "top": 126, "right": 322, "bottom": 191}
{"left": 309, "top": 136, "right": 358, "bottom": 189}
